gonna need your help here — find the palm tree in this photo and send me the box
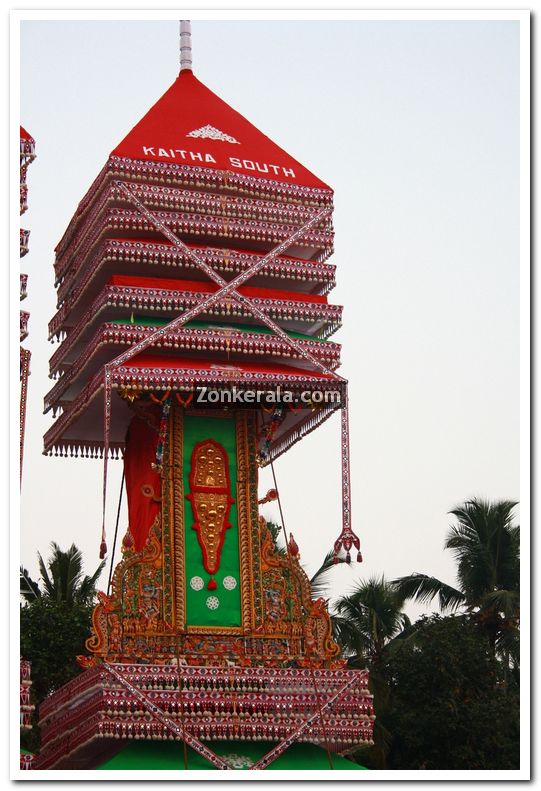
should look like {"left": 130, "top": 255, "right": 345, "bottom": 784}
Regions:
{"left": 332, "top": 576, "right": 411, "bottom": 666}
{"left": 20, "top": 542, "right": 105, "bottom": 606}
{"left": 392, "top": 498, "right": 519, "bottom": 659}
{"left": 331, "top": 576, "right": 411, "bottom": 769}
{"left": 308, "top": 550, "right": 345, "bottom": 599}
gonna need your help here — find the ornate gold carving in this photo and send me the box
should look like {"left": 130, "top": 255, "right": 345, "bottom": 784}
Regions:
{"left": 258, "top": 518, "right": 340, "bottom": 663}
{"left": 186, "top": 439, "right": 234, "bottom": 575}
{"left": 84, "top": 403, "right": 339, "bottom": 667}
{"left": 86, "top": 514, "right": 165, "bottom": 659}
{"left": 247, "top": 413, "right": 264, "bottom": 630}
{"left": 303, "top": 598, "right": 340, "bottom": 660}
{"left": 158, "top": 418, "right": 174, "bottom": 629}
{"left": 236, "top": 412, "right": 256, "bottom": 633}
{"left": 169, "top": 405, "right": 185, "bottom": 631}
{"left": 186, "top": 625, "right": 243, "bottom": 635}
{"left": 117, "top": 385, "right": 142, "bottom": 403}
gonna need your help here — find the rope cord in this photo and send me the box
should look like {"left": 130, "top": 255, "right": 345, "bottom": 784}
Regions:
{"left": 107, "top": 470, "right": 124, "bottom": 596}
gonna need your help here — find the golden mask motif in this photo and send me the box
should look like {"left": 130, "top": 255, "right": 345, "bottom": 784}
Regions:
{"left": 186, "top": 439, "right": 235, "bottom": 575}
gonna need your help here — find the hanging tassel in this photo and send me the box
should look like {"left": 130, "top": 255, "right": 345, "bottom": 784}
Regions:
{"left": 99, "top": 539, "right": 108, "bottom": 559}
{"left": 207, "top": 578, "right": 217, "bottom": 591}
{"left": 333, "top": 525, "right": 363, "bottom": 564}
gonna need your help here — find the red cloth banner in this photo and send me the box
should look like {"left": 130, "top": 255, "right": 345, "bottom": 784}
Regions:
{"left": 123, "top": 415, "right": 162, "bottom": 552}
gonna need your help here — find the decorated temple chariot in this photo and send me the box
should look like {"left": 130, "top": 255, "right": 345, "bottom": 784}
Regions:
{"left": 28, "top": 21, "right": 373, "bottom": 771}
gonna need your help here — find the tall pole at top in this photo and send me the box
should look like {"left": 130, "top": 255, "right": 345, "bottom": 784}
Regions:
{"left": 180, "top": 20, "right": 192, "bottom": 72}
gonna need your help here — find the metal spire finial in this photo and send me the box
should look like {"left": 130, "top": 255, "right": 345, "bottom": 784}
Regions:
{"left": 180, "top": 20, "right": 192, "bottom": 73}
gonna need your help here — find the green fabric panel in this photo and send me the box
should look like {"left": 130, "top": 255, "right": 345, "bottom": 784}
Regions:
{"left": 183, "top": 414, "right": 241, "bottom": 627}
{"left": 97, "top": 741, "right": 213, "bottom": 770}
{"left": 110, "top": 316, "right": 327, "bottom": 342}
{"left": 97, "top": 739, "right": 367, "bottom": 770}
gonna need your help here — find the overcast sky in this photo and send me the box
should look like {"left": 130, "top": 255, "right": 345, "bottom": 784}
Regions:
{"left": 18, "top": 18, "right": 520, "bottom": 618}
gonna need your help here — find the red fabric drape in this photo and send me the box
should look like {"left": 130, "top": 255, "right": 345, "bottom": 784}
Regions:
{"left": 123, "top": 415, "right": 162, "bottom": 553}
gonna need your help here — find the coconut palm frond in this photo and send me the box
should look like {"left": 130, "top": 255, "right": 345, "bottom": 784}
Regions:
{"left": 334, "top": 576, "right": 410, "bottom": 663}
{"left": 480, "top": 589, "right": 519, "bottom": 619}
{"left": 496, "top": 624, "right": 520, "bottom": 669}
{"left": 76, "top": 560, "right": 106, "bottom": 605}
{"left": 309, "top": 550, "right": 344, "bottom": 599}
{"left": 391, "top": 573, "right": 465, "bottom": 612}
{"left": 25, "top": 543, "right": 103, "bottom": 607}
{"left": 37, "top": 551, "right": 55, "bottom": 599}
{"left": 20, "top": 566, "right": 41, "bottom": 602}
{"left": 331, "top": 613, "right": 372, "bottom": 660}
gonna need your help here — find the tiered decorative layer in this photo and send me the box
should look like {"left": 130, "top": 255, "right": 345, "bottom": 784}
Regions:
{"left": 44, "top": 151, "right": 343, "bottom": 459}
{"left": 44, "top": 66, "right": 344, "bottom": 459}
{"left": 36, "top": 664, "right": 374, "bottom": 769}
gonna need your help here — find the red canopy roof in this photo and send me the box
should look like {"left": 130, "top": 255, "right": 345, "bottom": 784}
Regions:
{"left": 112, "top": 70, "right": 330, "bottom": 191}
{"left": 20, "top": 126, "right": 34, "bottom": 142}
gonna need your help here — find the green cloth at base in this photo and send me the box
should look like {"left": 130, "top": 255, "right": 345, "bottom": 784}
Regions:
{"left": 97, "top": 739, "right": 367, "bottom": 771}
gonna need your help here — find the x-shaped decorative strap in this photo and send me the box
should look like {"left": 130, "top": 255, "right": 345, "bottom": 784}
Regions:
{"left": 99, "top": 181, "right": 354, "bottom": 562}
{"left": 103, "top": 662, "right": 362, "bottom": 771}
{"left": 249, "top": 673, "right": 360, "bottom": 770}
{"left": 103, "top": 661, "right": 231, "bottom": 770}
{"left": 112, "top": 181, "right": 342, "bottom": 378}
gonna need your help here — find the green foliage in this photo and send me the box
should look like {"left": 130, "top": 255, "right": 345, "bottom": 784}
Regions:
{"left": 20, "top": 599, "right": 94, "bottom": 704}
{"left": 392, "top": 499, "right": 520, "bottom": 658}
{"left": 380, "top": 614, "right": 520, "bottom": 770}
{"left": 20, "top": 542, "right": 103, "bottom": 752}
{"left": 325, "top": 503, "right": 520, "bottom": 771}
{"left": 309, "top": 550, "right": 345, "bottom": 599}
{"left": 20, "top": 566, "right": 40, "bottom": 601}
{"left": 446, "top": 499, "right": 519, "bottom": 607}
{"left": 331, "top": 577, "right": 411, "bottom": 769}
{"left": 333, "top": 576, "right": 410, "bottom": 664}
{"left": 390, "top": 573, "right": 465, "bottom": 611}
{"left": 20, "top": 542, "right": 105, "bottom": 606}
